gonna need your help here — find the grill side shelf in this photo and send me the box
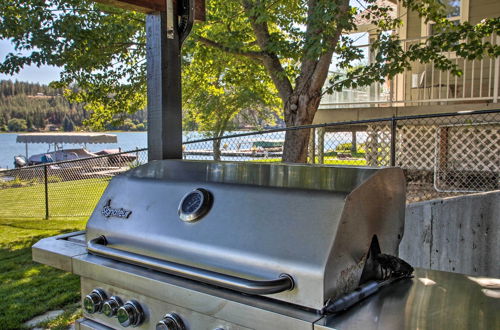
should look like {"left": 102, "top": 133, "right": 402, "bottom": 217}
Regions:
{"left": 32, "top": 231, "right": 88, "bottom": 273}
{"left": 87, "top": 236, "right": 294, "bottom": 295}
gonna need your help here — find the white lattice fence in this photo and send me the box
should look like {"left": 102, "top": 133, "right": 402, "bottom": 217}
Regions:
{"left": 365, "top": 124, "right": 391, "bottom": 166}
{"left": 435, "top": 123, "right": 500, "bottom": 192}
{"left": 396, "top": 125, "right": 437, "bottom": 171}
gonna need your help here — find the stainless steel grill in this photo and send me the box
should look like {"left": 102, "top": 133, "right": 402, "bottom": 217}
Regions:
{"left": 33, "top": 160, "right": 499, "bottom": 330}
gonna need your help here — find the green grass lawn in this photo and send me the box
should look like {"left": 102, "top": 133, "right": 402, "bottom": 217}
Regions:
{"left": 250, "top": 156, "right": 367, "bottom": 165}
{"left": 0, "top": 178, "right": 109, "bottom": 219}
{"left": 0, "top": 218, "right": 87, "bottom": 329}
{"left": 0, "top": 178, "right": 105, "bottom": 328}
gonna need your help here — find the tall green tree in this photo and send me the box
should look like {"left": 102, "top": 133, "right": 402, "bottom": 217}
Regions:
{"left": 1, "top": 0, "right": 499, "bottom": 161}
{"left": 0, "top": 0, "right": 147, "bottom": 129}
{"left": 62, "top": 115, "right": 74, "bottom": 131}
{"left": 183, "top": 44, "right": 280, "bottom": 160}
{"left": 195, "top": 0, "right": 499, "bottom": 161}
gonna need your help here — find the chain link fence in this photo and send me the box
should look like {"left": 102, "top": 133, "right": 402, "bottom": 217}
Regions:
{"left": 0, "top": 149, "right": 147, "bottom": 219}
{"left": 1, "top": 109, "right": 498, "bottom": 218}
{"left": 184, "top": 109, "right": 499, "bottom": 203}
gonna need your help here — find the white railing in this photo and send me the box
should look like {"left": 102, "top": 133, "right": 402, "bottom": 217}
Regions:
{"left": 320, "top": 35, "right": 500, "bottom": 109}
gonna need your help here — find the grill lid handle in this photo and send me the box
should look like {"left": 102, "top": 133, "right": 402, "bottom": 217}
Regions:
{"left": 87, "top": 236, "right": 294, "bottom": 295}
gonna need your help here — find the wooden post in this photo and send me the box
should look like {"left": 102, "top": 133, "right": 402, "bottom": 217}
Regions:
{"left": 438, "top": 127, "right": 449, "bottom": 170}
{"left": 146, "top": 6, "right": 183, "bottom": 161}
{"left": 89, "top": 1, "right": 204, "bottom": 160}
{"left": 351, "top": 130, "right": 357, "bottom": 154}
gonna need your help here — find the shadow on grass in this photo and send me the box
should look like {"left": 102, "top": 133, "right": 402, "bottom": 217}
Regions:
{"left": 0, "top": 235, "right": 81, "bottom": 329}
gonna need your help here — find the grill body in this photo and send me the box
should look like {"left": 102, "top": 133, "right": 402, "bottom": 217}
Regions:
{"left": 86, "top": 161, "right": 405, "bottom": 309}
{"left": 32, "top": 161, "right": 500, "bottom": 329}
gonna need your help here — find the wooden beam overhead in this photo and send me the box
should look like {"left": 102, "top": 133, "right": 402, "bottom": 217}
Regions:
{"left": 94, "top": 0, "right": 205, "bottom": 20}
{"left": 194, "top": 0, "right": 205, "bottom": 22}
{"left": 94, "top": 0, "right": 165, "bottom": 13}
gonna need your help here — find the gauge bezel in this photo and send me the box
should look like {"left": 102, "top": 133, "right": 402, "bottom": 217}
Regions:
{"left": 178, "top": 188, "right": 212, "bottom": 222}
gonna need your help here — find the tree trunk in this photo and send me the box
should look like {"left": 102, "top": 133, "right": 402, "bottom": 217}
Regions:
{"left": 283, "top": 128, "right": 311, "bottom": 163}
{"left": 282, "top": 89, "right": 322, "bottom": 163}
{"left": 213, "top": 138, "right": 222, "bottom": 161}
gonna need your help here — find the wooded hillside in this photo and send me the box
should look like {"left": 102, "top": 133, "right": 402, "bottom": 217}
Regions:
{"left": 0, "top": 80, "right": 146, "bottom": 132}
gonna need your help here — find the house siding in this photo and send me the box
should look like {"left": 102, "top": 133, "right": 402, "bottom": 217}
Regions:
{"left": 470, "top": 0, "right": 500, "bottom": 23}
{"left": 397, "top": 0, "right": 500, "bottom": 106}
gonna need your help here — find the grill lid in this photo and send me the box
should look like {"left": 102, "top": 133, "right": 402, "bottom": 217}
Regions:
{"left": 86, "top": 160, "right": 406, "bottom": 310}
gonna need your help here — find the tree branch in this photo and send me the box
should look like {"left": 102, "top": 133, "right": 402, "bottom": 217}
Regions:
{"left": 305, "top": 0, "right": 352, "bottom": 93}
{"left": 195, "top": 36, "right": 267, "bottom": 60}
{"left": 241, "top": 0, "right": 293, "bottom": 102}
{"left": 110, "top": 42, "right": 146, "bottom": 47}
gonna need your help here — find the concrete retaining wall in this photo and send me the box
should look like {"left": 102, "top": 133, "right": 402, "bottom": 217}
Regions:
{"left": 399, "top": 190, "right": 500, "bottom": 278}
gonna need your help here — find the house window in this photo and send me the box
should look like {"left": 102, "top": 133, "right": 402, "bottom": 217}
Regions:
{"left": 422, "top": 0, "right": 469, "bottom": 36}
{"left": 444, "top": 0, "right": 462, "bottom": 19}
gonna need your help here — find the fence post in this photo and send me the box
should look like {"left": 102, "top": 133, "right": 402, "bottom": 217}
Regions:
{"left": 390, "top": 116, "right": 397, "bottom": 167}
{"left": 318, "top": 127, "right": 325, "bottom": 164}
{"left": 308, "top": 128, "right": 316, "bottom": 164}
{"left": 44, "top": 165, "right": 49, "bottom": 219}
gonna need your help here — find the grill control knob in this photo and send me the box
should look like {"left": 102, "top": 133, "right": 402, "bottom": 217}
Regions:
{"left": 156, "top": 313, "right": 186, "bottom": 330}
{"left": 117, "top": 300, "right": 144, "bottom": 327}
{"left": 102, "top": 296, "right": 123, "bottom": 317}
{"left": 83, "top": 289, "right": 107, "bottom": 314}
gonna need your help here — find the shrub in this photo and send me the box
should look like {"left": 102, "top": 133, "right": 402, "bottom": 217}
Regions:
{"left": 0, "top": 177, "right": 38, "bottom": 188}
{"left": 335, "top": 143, "right": 353, "bottom": 152}
{"left": 120, "top": 119, "right": 136, "bottom": 131}
{"left": 7, "top": 118, "right": 27, "bottom": 131}
{"left": 335, "top": 142, "right": 366, "bottom": 154}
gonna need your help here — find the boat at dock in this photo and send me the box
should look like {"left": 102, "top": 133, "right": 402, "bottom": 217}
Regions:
{"left": 13, "top": 133, "right": 136, "bottom": 168}
{"left": 184, "top": 139, "right": 284, "bottom": 158}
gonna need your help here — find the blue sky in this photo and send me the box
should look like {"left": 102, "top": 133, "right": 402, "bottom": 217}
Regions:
{"left": 0, "top": 0, "right": 369, "bottom": 85}
{"left": 0, "top": 39, "right": 62, "bottom": 84}
{"left": 1, "top": 33, "right": 369, "bottom": 85}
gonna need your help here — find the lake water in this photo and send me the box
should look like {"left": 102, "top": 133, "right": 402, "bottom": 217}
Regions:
{"left": 0, "top": 132, "right": 150, "bottom": 169}
{"left": 0, "top": 131, "right": 278, "bottom": 169}
{"left": 0, "top": 130, "right": 362, "bottom": 169}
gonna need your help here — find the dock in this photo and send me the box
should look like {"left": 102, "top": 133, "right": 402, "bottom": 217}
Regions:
{"left": 184, "top": 149, "right": 282, "bottom": 158}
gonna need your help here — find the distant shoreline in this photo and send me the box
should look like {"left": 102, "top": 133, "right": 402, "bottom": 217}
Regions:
{"left": 0, "top": 130, "right": 143, "bottom": 134}
{"left": 0, "top": 129, "right": 262, "bottom": 134}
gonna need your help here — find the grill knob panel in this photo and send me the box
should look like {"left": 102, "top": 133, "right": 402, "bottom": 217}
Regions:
{"left": 83, "top": 289, "right": 107, "bottom": 314}
{"left": 156, "top": 313, "right": 186, "bottom": 330}
{"left": 102, "top": 296, "right": 123, "bottom": 318}
{"left": 117, "top": 300, "right": 144, "bottom": 327}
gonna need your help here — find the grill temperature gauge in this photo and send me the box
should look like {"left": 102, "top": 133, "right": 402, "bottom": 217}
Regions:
{"left": 178, "top": 188, "right": 212, "bottom": 222}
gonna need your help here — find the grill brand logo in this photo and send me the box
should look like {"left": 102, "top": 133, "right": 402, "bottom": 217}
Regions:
{"left": 101, "top": 199, "right": 132, "bottom": 219}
